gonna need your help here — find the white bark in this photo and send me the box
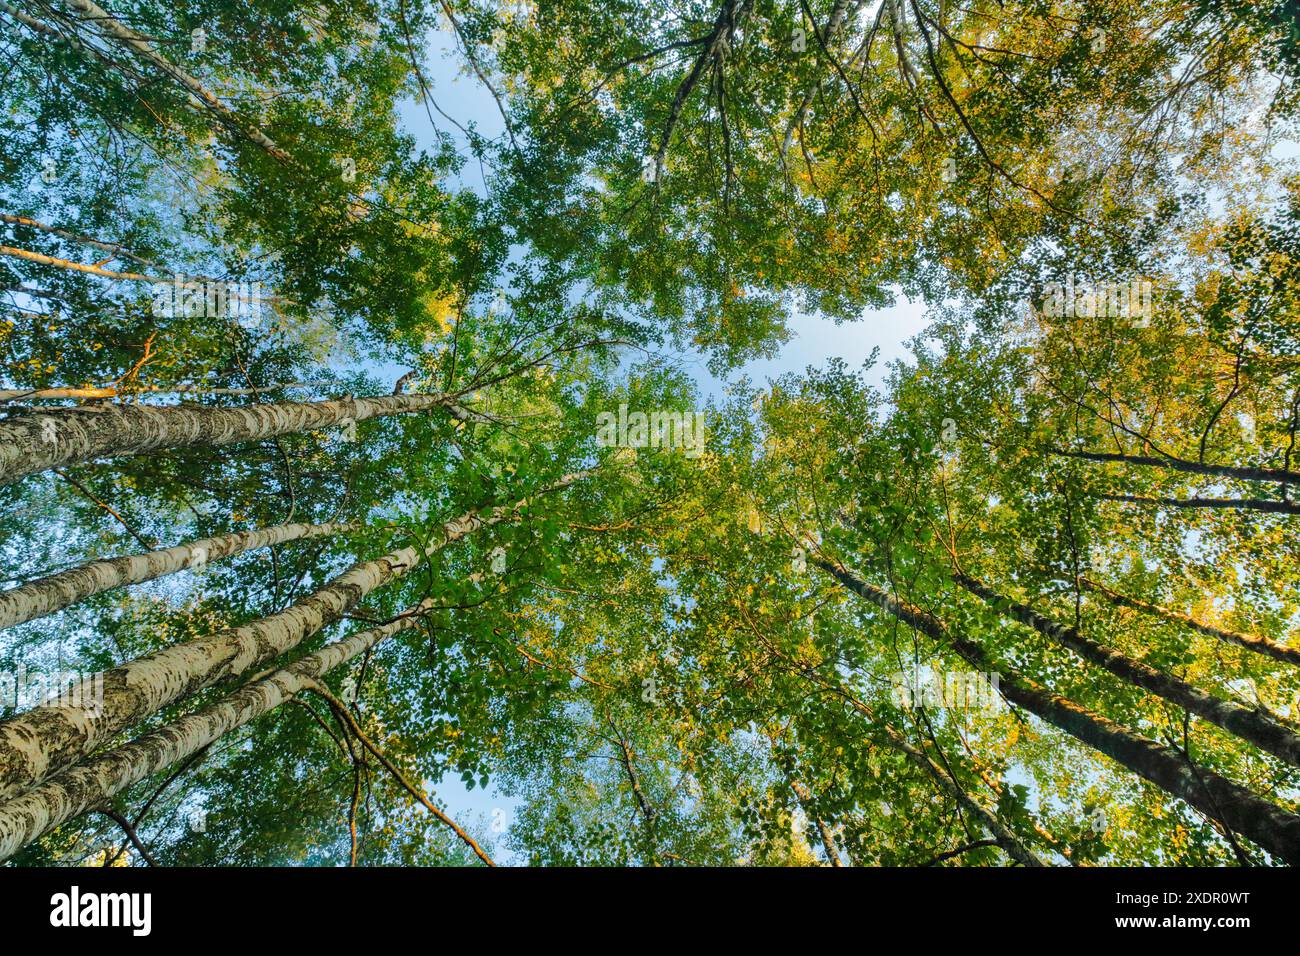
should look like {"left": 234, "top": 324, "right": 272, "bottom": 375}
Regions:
{"left": 0, "top": 521, "right": 353, "bottom": 631}
{"left": 0, "top": 542, "right": 419, "bottom": 804}
{"left": 0, "top": 391, "right": 480, "bottom": 485}
{"left": 781, "top": 0, "right": 874, "bottom": 157}
{"left": 0, "top": 602, "right": 434, "bottom": 861}
{"left": 0, "top": 382, "right": 325, "bottom": 401}
{"left": 0, "top": 471, "right": 586, "bottom": 801}
{"left": 60, "top": 0, "right": 293, "bottom": 163}
{"left": 0, "top": 212, "right": 162, "bottom": 269}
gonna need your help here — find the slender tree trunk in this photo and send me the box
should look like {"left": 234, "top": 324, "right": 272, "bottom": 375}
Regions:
{"left": 0, "top": 1, "right": 58, "bottom": 37}
{"left": 953, "top": 571, "right": 1300, "bottom": 768}
{"left": 0, "top": 244, "right": 162, "bottom": 282}
{"left": 0, "top": 602, "right": 433, "bottom": 861}
{"left": 0, "top": 382, "right": 323, "bottom": 401}
{"left": 1099, "top": 493, "right": 1300, "bottom": 516}
{"left": 767, "top": 632, "right": 1046, "bottom": 866}
{"left": 0, "top": 211, "right": 162, "bottom": 268}
{"left": 0, "top": 392, "right": 480, "bottom": 485}
{"left": 813, "top": 817, "right": 841, "bottom": 865}
{"left": 0, "top": 472, "right": 584, "bottom": 801}
{"left": 0, "top": 214, "right": 288, "bottom": 304}
{"left": 613, "top": 734, "right": 659, "bottom": 864}
{"left": 815, "top": 557, "right": 1300, "bottom": 865}
{"left": 0, "top": 520, "right": 353, "bottom": 631}
{"left": 60, "top": 0, "right": 293, "bottom": 163}
{"left": 781, "top": 0, "right": 869, "bottom": 156}
{"left": 0, "top": 245, "right": 289, "bottom": 309}
{"left": 791, "top": 781, "right": 843, "bottom": 866}
{"left": 1080, "top": 576, "right": 1300, "bottom": 667}
{"left": 1050, "top": 448, "right": 1300, "bottom": 487}
{"left": 0, "top": 543, "right": 418, "bottom": 803}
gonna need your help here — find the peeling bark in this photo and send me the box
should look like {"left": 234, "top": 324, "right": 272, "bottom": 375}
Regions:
{"left": 0, "top": 602, "right": 434, "bottom": 861}
{"left": 0, "top": 391, "right": 478, "bottom": 485}
{"left": 0, "top": 521, "right": 352, "bottom": 631}
{"left": 816, "top": 557, "right": 1300, "bottom": 865}
{"left": 0, "top": 472, "right": 586, "bottom": 802}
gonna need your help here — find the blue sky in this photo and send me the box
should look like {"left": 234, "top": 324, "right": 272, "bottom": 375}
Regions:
{"left": 390, "top": 26, "right": 932, "bottom": 862}
{"left": 394, "top": 26, "right": 932, "bottom": 406}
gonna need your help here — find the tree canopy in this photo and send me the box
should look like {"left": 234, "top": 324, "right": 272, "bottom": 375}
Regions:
{"left": 0, "top": 0, "right": 1298, "bottom": 868}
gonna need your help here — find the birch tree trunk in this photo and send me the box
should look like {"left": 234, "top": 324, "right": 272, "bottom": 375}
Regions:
{"left": 815, "top": 557, "right": 1300, "bottom": 865}
{"left": 780, "top": 0, "right": 869, "bottom": 156}
{"left": 0, "top": 244, "right": 163, "bottom": 282}
{"left": 0, "top": 212, "right": 163, "bottom": 269}
{"left": 0, "top": 392, "right": 478, "bottom": 485}
{"left": 766, "top": 618, "right": 1046, "bottom": 866}
{"left": 954, "top": 571, "right": 1300, "bottom": 768}
{"left": 1080, "top": 576, "right": 1300, "bottom": 667}
{"left": 59, "top": 0, "right": 293, "bottom": 163}
{"left": 0, "top": 382, "right": 323, "bottom": 401}
{"left": 0, "top": 521, "right": 352, "bottom": 631}
{"left": 1099, "top": 493, "right": 1300, "bottom": 516}
{"left": 790, "top": 781, "right": 843, "bottom": 866}
{"left": 0, "top": 542, "right": 417, "bottom": 803}
{"left": 0, "top": 601, "right": 434, "bottom": 861}
{"left": 0, "top": 472, "right": 586, "bottom": 802}
{"left": 1050, "top": 448, "right": 1300, "bottom": 486}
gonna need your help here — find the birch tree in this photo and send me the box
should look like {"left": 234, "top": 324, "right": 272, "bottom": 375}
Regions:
{"left": 0, "top": 520, "right": 353, "bottom": 631}
{"left": 2, "top": 0, "right": 1297, "bottom": 868}
{"left": 0, "top": 602, "right": 434, "bottom": 861}
{"left": 0, "top": 392, "right": 481, "bottom": 485}
{"left": 0, "top": 472, "right": 586, "bottom": 801}
{"left": 817, "top": 557, "right": 1300, "bottom": 866}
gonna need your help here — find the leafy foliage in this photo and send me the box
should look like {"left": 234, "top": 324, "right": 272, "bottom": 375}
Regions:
{"left": 1, "top": 0, "right": 1297, "bottom": 866}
